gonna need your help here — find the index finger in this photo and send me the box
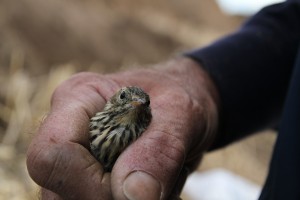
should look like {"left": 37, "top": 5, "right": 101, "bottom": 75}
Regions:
{"left": 26, "top": 72, "right": 119, "bottom": 199}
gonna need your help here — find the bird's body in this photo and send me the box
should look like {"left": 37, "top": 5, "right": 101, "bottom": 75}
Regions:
{"left": 89, "top": 86, "right": 152, "bottom": 172}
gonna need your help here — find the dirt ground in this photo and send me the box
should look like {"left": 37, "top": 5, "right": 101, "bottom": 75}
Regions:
{"left": 0, "top": 0, "right": 276, "bottom": 199}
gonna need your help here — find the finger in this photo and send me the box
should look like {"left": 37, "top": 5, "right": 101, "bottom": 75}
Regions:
{"left": 28, "top": 139, "right": 113, "bottom": 199}
{"left": 27, "top": 72, "right": 119, "bottom": 199}
{"left": 111, "top": 130, "right": 184, "bottom": 200}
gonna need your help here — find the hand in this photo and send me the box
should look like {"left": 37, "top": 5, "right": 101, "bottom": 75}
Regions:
{"left": 26, "top": 57, "right": 219, "bottom": 200}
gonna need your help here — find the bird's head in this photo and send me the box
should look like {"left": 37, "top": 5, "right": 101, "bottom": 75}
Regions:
{"left": 110, "top": 86, "right": 150, "bottom": 110}
{"left": 104, "top": 86, "right": 151, "bottom": 125}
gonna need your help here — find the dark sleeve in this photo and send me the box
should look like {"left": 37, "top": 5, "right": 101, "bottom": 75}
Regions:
{"left": 185, "top": 0, "right": 300, "bottom": 149}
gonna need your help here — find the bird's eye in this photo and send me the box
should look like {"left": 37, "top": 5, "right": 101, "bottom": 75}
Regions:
{"left": 146, "top": 100, "right": 150, "bottom": 106}
{"left": 119, "top": 91, "right": 126, "bottom": 100}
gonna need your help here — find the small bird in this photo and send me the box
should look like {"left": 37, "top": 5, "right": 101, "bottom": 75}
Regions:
{"left": 89, "top": 86, "right": 152, "bottom": 172}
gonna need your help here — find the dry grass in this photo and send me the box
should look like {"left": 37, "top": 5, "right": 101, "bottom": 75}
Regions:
{"left": 0, "top": 51, "right": 76, "bottom": 199}
{"left": 0, "top": 0, "right": 274, "bottom": 199}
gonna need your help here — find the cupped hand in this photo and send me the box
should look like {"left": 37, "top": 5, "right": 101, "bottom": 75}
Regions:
{"left": 26, "top": 57, "right": 219, "bottom": 200}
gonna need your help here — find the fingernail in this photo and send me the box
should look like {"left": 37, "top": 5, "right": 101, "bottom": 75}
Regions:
{"left": 123, "top": 171, "right": 161, "bottom": 200}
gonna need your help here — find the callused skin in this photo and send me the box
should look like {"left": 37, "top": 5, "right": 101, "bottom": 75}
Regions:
{"left": 26, "top": 57, "right": 219, "bottom": 200}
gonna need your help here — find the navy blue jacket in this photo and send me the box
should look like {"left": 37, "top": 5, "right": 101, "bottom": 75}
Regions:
{"left": 186, "top": 0, "right": 300, "bottom": 199}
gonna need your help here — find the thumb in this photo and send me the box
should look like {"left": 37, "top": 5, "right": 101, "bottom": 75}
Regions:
{"left": 110, "top": 94, "right": 199, "bottom": 200}
{"left": 111, "top": 129, "right": 186, "bottom": 200}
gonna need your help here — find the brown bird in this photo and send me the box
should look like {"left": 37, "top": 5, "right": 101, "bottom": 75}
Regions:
{"left": 89, "top": 86, "right": 152, "bottom": 172}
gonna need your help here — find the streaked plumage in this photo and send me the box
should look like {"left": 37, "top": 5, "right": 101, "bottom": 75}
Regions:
{"left": 89, "top": 86, "right": 152, "bottom": 172}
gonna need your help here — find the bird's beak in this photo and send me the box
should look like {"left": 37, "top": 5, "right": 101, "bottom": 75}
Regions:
{"left": 131, "top": 97, "right": 146, "bottom": 107}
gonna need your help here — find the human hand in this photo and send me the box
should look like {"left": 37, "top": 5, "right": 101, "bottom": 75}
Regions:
{"left": 26, "top": 57, "right": 219, "bottom": 200}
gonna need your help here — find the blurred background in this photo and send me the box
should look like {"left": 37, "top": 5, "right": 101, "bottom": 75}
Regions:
{"left": 0, "top": 0, "right": 281, "bottom": 199}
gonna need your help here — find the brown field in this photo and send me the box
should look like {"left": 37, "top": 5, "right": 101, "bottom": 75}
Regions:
{"left": 0, "top": 0, "right": 275, "bottom": 199}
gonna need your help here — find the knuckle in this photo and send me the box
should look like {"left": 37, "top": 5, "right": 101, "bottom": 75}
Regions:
{"left": 147, "top": 130, "right": 186, "bottom": 169}
{"left": 51, "top": 72, "right": 99, "bottom": 100}
{"left": 27, "top": 142, "right": 63, "bottom": 188}
{"left": 169, "top": 88, "right": 191, "bottom": 106}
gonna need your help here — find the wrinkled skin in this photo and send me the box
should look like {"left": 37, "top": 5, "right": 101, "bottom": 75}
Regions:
{"left": 26, "top": 57, "right": 219, "bottom": 200}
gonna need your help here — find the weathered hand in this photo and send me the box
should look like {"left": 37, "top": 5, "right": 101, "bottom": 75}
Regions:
{"left": 26, "top": 57, "right": 219, "bottom": 200}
